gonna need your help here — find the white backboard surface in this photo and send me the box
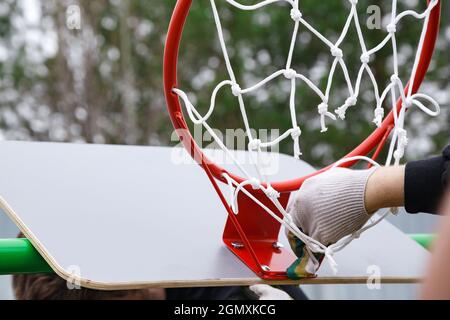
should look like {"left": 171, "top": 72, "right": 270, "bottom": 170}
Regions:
{"left": 0, "top": 141, "right": 428, "bottom": 289}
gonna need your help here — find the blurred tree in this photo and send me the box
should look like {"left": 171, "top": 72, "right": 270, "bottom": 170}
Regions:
{"left": 0, "top": 0, "right": 448, "bottom": 167}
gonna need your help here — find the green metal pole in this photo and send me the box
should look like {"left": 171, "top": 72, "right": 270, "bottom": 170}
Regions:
{"left": 0, "top": 238, "right": 53, "bottom": 275}
{"left": 409, "top": 234, "right": 436, "bottom": 250}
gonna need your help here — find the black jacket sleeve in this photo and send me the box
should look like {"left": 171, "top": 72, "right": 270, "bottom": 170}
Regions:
{"left": 404, "top": 145, "right": 450, "bottom": 214}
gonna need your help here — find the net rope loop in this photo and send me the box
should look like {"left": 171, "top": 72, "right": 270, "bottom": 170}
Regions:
{"left": 171, "top": 0, "right": 441, "bottom": 274}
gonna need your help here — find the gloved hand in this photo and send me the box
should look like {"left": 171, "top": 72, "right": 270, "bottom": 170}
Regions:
{"left": 288, "top": 167, "right": 377, "bottom": 245}
{"left": 285, "top": 167, "right": 377, "bottom": 279}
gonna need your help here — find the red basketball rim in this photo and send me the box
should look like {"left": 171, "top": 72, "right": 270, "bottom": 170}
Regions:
{"left": 164, "top": 0, "right": 441, "bottom": 193}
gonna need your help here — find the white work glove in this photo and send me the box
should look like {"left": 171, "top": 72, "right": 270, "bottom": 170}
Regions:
{"left": 249, "top": 285, "right": 293, "bottom": 300}
{"left": 287, "top": 167, "right": 377, "bottom": 246}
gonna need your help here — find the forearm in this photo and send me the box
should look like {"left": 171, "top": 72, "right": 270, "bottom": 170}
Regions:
{"left": 364, "top": 165, "right": 405, "bottom": 214}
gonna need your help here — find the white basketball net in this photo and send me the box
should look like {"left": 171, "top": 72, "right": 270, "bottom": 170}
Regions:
{"left": 173, "top": 0, "right": 441, "bottom": 274}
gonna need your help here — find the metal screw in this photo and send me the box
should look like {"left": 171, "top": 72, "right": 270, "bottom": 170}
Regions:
{"left": 261, "top": 265, "right": 271, "bottom": 272}
{"left": 272, "top": 242, "right": 284, "bottom": 249}
{"left": 231, "top": 242, "right": 244, "bottom": 249}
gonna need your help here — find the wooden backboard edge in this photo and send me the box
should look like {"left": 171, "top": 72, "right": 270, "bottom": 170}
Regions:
{"left": 33, "top": 276, "right": 422, "bottom": 291}
{"left": 66, "top": 277, "right": 422, "bottom": 291}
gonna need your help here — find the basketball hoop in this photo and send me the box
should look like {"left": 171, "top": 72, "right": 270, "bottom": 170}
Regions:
{"left": 164, "top": 0, "right": 441, "bottom": 280}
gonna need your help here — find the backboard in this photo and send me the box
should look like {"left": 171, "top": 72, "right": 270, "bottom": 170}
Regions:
{"left": 0, "top": 141, "right": 428, "bottom": 289}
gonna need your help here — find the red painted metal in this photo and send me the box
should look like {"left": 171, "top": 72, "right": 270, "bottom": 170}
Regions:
{"left": 163, "top": 0, "right": 441, "bottom": 279}
{"left": 368, "top": 125, "right": 394, "bottom": 169}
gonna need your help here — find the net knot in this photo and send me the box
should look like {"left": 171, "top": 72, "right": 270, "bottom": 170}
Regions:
{"left": 331, "top": 46, "right": 343, "bottom": 59}
{"left": 292, "top": 127, "right": 302, "bottom": 159}
{"left": 335, "top": 97, "right": 357, "bottom": 120}
{"left": 360, "top": 53, "right": 370, "bottom": 64}
{"left": 264, "top": 185, "right": 280, "bottom": 199}
{"left": 290, "top": 8, "right": 302, "bottom": 22}
{"left": 325, "top": 247, "right": 339, "bottom": 274}
{"left": 318, "top": 102, "right": 336, "bottom": 132}
{"left": 318, "top": 102, "right": 329, "bottom": 115}
{"left": 394, "top": 149, "right": 405, "bottom": 161}
{"left": 373, "top": 107, "right": 385, "bottom": 127}
{"left": 404, "top": 97, "right": 414, "bottom": 108}
{"left": 283, "top": 68, "right": 297, "bottom": 80}
{"left": 390, "top": 74, "right": 400, "bottom": 83}
{"left": 231, "top": 83, "right": 242, "bottom": 97}
{"left": 386, "top": 23, "right": 397, "bottom": 33}
{"left": 248, "top": 139, "right": 262, "bottom": 151}
{"left": 394, "top": 128, "right": 408, "bottom": 160}
{"left": 335, "top": 107, "right": 347, "bottom": 120}
{"left": 396, "top": 128, "right": 408, "bottom": 143}
{"left": 249, "top": 178, "right": 261, "bottom": 190}
{"left": 291, "top": 126, "right": 302, "bottom": 139}
{"left": 346, "top": 96, "right": 357, "bottom": 106}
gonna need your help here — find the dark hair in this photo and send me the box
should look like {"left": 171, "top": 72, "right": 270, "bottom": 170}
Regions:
{"left": 12, "top": 234, "right": 165, "bottom": 300}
